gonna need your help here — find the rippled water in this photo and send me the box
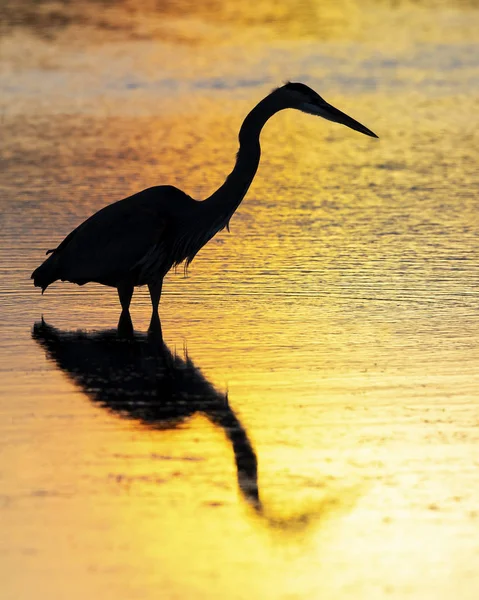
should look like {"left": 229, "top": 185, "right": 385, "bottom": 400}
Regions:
{"left": 1, "top": 1, "right": 479, "bottom": 599}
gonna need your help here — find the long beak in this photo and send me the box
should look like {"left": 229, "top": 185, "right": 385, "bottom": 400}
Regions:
{"left": 303, "top": 100, "right": 378, "bottom": 138}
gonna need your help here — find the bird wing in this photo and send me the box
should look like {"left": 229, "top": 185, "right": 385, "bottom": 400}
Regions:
{"left": 55, "top": 191, "right": 171, "bottom": 286}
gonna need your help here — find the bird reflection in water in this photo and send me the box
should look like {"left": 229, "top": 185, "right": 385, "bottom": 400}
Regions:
{"left": 32, "top": 318, "right": 260, "bottom": 510}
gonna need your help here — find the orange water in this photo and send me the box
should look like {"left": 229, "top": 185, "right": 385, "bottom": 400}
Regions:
{"left": 1, "top": 2, "right": 479, "bottom": 598}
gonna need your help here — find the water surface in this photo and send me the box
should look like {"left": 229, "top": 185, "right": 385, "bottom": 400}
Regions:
{"left": 1, "top": 1, "right": 479, "bottom": 598}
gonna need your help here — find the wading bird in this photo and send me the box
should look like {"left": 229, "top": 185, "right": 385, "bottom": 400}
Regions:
{"left": 32, "top": 82, "right": 378, "bottom": 329}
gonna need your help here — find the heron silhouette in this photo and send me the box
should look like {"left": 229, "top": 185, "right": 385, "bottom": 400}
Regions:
{"left": 31, "top": 82, "right": 378, "bottom": 329}
{"left": 32, "top": 319, "right": 261, "bottom": 508}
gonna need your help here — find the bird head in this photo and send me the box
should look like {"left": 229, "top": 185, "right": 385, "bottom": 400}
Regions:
{"left": 277, "top": 82, "right": 378, "bottom": 138}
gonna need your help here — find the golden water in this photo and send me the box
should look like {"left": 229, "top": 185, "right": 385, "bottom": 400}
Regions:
{"left": 1, "top": 1, "right": 479, "bottom": 598}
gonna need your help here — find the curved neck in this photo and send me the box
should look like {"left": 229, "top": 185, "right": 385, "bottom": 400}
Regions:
{"left": 202, "top": 91, "right": 285, "bottom": 225}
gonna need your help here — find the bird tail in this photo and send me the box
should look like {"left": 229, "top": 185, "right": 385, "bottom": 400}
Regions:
{"left": 31, "top": 253, "right": 60, "bottom": 294}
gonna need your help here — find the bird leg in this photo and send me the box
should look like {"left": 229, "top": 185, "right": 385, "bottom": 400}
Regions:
{"left": 117, "top": 310, "right": 133, "bottom": 338}
{"left": 117, "top": 284, "right": 134, "bottom": 336}
{"left": 117, "top": 283, "right": 134, "bottom": 312}
{"left": 148, "top": 280, "right": 163, "bottom": 334}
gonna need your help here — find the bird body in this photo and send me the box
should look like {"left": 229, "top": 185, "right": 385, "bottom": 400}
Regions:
{"left": 33, "top": 186, "right": 197, "bottom": 289}
{"left": 32, "top": 82, "right": 378, "bottom": 328}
